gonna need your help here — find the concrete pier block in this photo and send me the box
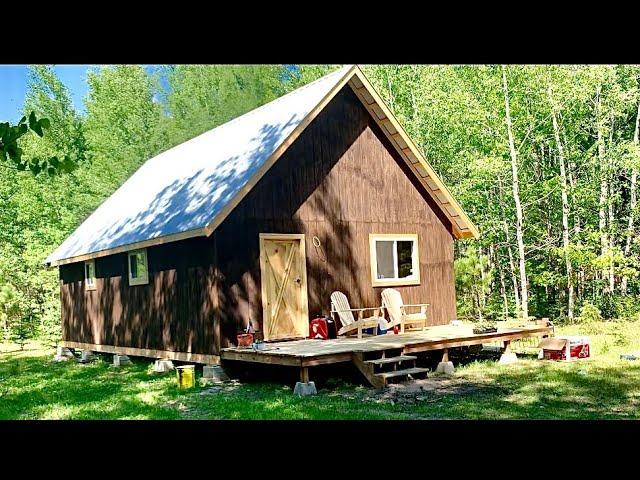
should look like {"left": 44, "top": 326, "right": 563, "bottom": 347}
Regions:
{"left": 293, "top": 381, "right": 317, "bottom": 396}
{"left": 53, "top": 346, "right": 75, "bottom": 362}
{"left": 499, "top": 352, "right": 518, "bottom": 365}
{"left": 152, "top": 359, "right": 174, "bottom": 373}
{"left": 202, "top": 364, "right": 229, "bottom": 383}
{"left": 113, "top": 354, "right": 131, "bottom": 367}
{"left": 79, "top": 350, "right": 96, "bottom": 363}
{"left": 436, "top": 361, "right": 455, "bottom": 375}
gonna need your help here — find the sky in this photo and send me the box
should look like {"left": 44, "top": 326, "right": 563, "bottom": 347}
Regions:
{"left": 0, "top": 65, "right": 91, "bottom": 122}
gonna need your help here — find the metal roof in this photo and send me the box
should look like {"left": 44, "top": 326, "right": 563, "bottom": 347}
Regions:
{"left": 46, "top": 64, "right": 479, "bottom": 267}
{"left": 45, "top": 65, "right": 354, "bottom": 265}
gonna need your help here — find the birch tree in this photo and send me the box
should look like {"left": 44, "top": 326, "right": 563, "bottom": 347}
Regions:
{"left": 502, "top": 65, "right": 529, "bottom": 319}
{"left": 548, "top": 83, "right": 575, "bottom": 318}
{"left": 621, "top": 96, "right": 640, "bottom": 293}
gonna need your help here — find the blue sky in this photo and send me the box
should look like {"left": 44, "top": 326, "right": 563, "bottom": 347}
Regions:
{"left": 0, "top": 65, "right": 91, "bottom": 122}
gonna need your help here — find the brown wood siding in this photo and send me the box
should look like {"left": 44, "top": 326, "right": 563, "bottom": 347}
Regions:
{"left": 213, "top": 86, "right": 457, "bottom": 348}
{"left": 60, "top": 237, "right": 219, "bottom": 354}
{"left": 60, "top": 85, "right": 457, "bottom": 355}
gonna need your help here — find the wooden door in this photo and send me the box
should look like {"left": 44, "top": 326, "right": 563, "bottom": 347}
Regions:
{"left": 259, "top": 234, "right": 309, "bottom": 341}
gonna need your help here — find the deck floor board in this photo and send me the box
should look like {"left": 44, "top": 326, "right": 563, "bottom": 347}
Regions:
{"left": 220, "top": 325, "right": 552, "bottom": 365}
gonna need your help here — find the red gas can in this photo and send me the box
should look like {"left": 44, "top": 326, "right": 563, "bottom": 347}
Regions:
{"left": 309, "top": 317, "right": 329, "bottom": 340}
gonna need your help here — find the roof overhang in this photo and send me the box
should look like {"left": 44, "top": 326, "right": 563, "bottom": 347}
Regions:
{"left": 347, "top": 67, "right": 479, "bottom": 240}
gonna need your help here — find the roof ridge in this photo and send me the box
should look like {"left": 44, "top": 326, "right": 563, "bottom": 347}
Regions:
{"left": 212, "top": 65, "right": 350, "bottom": 130}
{"left": 152, "top": 65, "right": 351, "bottom": 161}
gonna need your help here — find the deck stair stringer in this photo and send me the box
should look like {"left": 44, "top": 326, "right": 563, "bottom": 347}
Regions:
{"left": 352, "top": 347, "right": 428, "bottom": 389}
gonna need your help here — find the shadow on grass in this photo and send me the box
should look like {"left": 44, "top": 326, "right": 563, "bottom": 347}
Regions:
{"left": 0, "top": 352, "right": 185, "bottom": 420}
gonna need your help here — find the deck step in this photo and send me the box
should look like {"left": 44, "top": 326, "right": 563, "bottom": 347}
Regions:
{"left": 376, "top": 367, "right": 429, "bottom": 380}
{"left": 365, "top": 355, "right": 417, "bottom": 365}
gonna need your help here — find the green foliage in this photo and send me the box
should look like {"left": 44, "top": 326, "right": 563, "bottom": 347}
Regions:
{"left": 578, "top": 301, "right": 603, "bottom": 324}
{"left": 0, "top": 112, "right": 72, "bottom": 175}
{"left": 455, "top": 246, "right": 494, "bottom": 321}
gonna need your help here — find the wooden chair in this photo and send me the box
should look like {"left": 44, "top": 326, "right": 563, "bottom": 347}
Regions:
{"left": 330, "top": 291, "right": 390, "bottom": 339}
{"left": 381, "top": 288, "right": 428, "bottom": 333}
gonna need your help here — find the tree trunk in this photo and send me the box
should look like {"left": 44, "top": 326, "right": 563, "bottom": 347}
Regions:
{"left": 608, "top": 116, "right": 616, "bottom": 293}
{"left": 502, "top": 65, "right": 529, "bottom": 320}
{"left": 495, "top": 249, "right": 510, "bottom": 321}
{"left": 565, "top": 133, "right": 584, "bottom": 301}
{"left": 621, "top": 97, "right": 640, "bottom": 294}
{"left": 498, "top": 176, "right": 520, "bottom": 315}
{"left": 596, "top": 85, "right": 610, "bottom": 295}
{"left": 549, "top": 85, "right": 575, "bottom": 319}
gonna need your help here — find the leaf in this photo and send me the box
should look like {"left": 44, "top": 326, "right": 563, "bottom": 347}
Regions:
{"left": 39, "top": 118, "right": 50, "bottom": 130}
{"left": 32, "top": 123, "right": 43, "bottom": 137}
{"left": 28, "top": 111, "right": 37, "bottom": 129}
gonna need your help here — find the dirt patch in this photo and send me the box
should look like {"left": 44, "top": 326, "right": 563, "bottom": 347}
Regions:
{"left": 345, "top": 376, "right": 508, "bottom": 405}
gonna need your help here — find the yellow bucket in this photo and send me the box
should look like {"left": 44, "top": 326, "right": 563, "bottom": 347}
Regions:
{"left": 176, "top": 365, "right": 195, "bottom": 388}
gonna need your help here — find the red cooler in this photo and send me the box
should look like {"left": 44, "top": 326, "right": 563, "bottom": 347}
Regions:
{"left": 539, "top": 336, "right": 590, "bottom": 361}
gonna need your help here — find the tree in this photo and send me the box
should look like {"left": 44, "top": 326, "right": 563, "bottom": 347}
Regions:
{"left": 162, "top": 65, "right": 289, "bottom": 146}
{"left": 0, "top": 113, "right": 64, "bottom": 175}
{"left": 502, "top": 65, "right": 529, "bottom": 320}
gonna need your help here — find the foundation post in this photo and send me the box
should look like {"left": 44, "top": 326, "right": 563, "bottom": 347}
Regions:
{"left": 436, "top": 348, "right": 455, "bottom": 374}
{"left": 294, "top": 366, "right": 317, "bottom": 396}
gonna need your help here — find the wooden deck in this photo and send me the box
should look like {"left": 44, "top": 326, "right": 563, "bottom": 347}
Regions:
{"left": 221, "top": 324, "right": 553, "bottom": 387}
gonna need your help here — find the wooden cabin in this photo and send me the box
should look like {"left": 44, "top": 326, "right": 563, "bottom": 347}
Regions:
{"left": 46, "top": 65, "right": 480, "bottom": 365}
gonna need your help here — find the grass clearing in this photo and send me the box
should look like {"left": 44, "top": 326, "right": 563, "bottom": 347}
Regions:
{"left": 2, "top": 321, "right": 640, "bottom": 420}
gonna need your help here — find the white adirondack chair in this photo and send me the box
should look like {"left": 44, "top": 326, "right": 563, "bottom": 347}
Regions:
{"left": 330, "top": 291, "right": 392, "bottom": 339}
{"left": 381, "top": 288, "right": 428, "bottom": 333}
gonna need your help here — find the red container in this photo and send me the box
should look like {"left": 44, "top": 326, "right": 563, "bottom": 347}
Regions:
{"left": 237, "top": 333, "right": 254, "bottom": 347}
{"left": 542, "top": 336, "right": 590, "bottom": 361}
{"left": 309, "top": 318, "right": 328, "bottom": 340}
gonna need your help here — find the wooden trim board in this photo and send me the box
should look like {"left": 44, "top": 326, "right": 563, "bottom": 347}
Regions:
{"left": 60, "top": 341, "right": 221, "bottom": 365}
{"left": 47, "top": 227, "right": 205, "bottom": 267}
{"left": 368, "top": 233, "right": 421, "bottom": 287}
{"left": 347, "top": 69, "right": 480, "bottom": 239}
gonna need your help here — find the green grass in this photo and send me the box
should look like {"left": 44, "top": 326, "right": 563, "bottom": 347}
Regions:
{"left": 2, "top": 321, "right": 640, "bottom": 419}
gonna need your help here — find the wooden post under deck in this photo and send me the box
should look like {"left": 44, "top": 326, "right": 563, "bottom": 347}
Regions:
{"left": 300, "top": 366, "right": 309, "bottom": 383}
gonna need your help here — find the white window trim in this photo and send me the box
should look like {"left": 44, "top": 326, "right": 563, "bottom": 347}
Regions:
{"left": 128, "top": 248, "right": 149, "bottom": 286}
{"left": 369, "top": 234, "right": 420, "bottom": 287}
{"left": 84, "top": 260, "right": 96, "bottom": 291}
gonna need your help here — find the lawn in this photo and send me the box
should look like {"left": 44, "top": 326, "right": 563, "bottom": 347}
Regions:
{"left": 2, "top": 320, "right": 640, "bottom": 420}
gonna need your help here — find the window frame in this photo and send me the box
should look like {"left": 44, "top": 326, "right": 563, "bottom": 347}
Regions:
{"left": 84, "top": 259, "right": 96, "bottom": 291}
{"left": 369, "top": 233, "right": 420, "bottom": 287}
{"left": 128, "top": 248, "right": 149, "bottom": 286}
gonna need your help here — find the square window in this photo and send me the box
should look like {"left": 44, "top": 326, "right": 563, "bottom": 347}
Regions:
{"left": 128, "top": 249, "right": 149, "bottom": 286}
{"left": 369, "top": 234, "right": 420, "bottom": 287}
